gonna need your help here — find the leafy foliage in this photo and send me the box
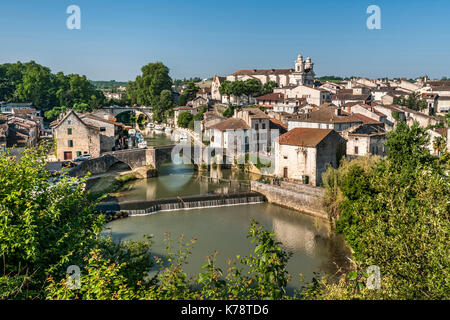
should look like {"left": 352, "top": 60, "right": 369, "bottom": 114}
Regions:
{"left": 0, "top": 61, "right": 106, "bottom": 117}
{"left": 322, "top": 122, "right": 449, "bottom": 299}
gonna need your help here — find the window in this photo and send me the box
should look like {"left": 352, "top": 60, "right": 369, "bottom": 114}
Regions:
{"left": 100, "top": 127, "right": 106, "bottom": 132}
{"left": 354, "top": 146, "right": 358, "bottom": 154}
{"left": 68, "top": 140, "right": 73, "bottom": 147}
{"left": 76, "top": 151, "right": 82, "bottom": 157}
{"left": 262, "top": 123, "right": 266, "bottom": 129}
{"left": 68, "top": 128, "right": 72, "bottom": 135}
{"left": 283, "top": 156, "right": 288, "bottom": 160}
{"left": 68, "top": 120, "right": 71, "bottom": 125}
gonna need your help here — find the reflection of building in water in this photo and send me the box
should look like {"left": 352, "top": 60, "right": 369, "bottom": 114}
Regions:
{"left": 209, "top": 167, "right": 224, "bottom": 180}
{"left": 271, "top": 216, "right": 325, "bottom": 256}
{"left": 145, "top": 181, "right": 157, "bottom": 200}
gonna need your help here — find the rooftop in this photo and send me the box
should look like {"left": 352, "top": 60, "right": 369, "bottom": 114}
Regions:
{"left": 207, "top": 118, "right": 250, "bottom": 131}
{"left": 277, "top": 128, "right": 334, "bottom": 148}
{"left": 289, "top": 105, "right": 363, "bottom": 124}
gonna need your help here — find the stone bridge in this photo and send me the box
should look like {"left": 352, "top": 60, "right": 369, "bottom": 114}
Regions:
{"left": 69, "top": 144, "right": 230, "bottom": 177}
{"left": 101, "top": 107, "right": 153, "bottom": 120}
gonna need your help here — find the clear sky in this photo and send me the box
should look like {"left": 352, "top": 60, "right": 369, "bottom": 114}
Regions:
{"left": 1, "top": 0, "right": 450, "bottom": 81}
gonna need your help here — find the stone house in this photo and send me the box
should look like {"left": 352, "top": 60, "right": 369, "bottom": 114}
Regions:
{"left": 436, "top": 96, "right": 450, "bottom": 115}
{"left": 52, "top": 110, "right": 101, "bottom": 160}
{"left": 211, "top": 75, "right": 226, "bottom": 101}
{"left": 332, "top": 91, "right": 372, "bottom": 107}
{"left": 80, "top": 114, "right": 127, "bottom": 152}
{"left": 346, "top": 124, "right": 387, "bottom": 157}
{"left": 255, "top": 93, "right": 285, "bottom": 107}
{"left": 274, "top": 128, "right": 346, "bottom": 186}
{"left": 188, "top": 96, "right": 209, "bottom": 109}
{"left": 287, "top": 104, "right": 363, "bottom": 133}
{"left": 371, "top": 104, "right": 406, "bottom": 128}
{"left": 274, "top": 85, "right": 331, "bottom": 106}
{"left": 234, "top": 107, "right": 271, "bottom": 151}
{"left": 206, "top": 118, "right": 250, "bottom": 155}
{"left": 6, "top": 116, "right": 40, "bottom": 148}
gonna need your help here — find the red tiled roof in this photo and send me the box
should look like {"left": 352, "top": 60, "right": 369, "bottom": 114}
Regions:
{"left": 353, "top": 113, "right": 382, "bottom": 125}
{"left": 278, "top": 128, "right": 334, "bottom": 148}
{"left": 290, "top": 105, "right": 363, "bottom": 124}
{"left": 231, "top": 69, "right": 294, "bottom": 76}
{"left": 255, "top": 93, "right": 285, "bottom": 101}
{"left": 269, "top": 118, "right": 287, "bottom": 130}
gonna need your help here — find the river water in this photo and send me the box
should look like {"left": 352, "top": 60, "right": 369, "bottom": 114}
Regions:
{"left": 103, "top": 129, "right": 349, "bottom": 293}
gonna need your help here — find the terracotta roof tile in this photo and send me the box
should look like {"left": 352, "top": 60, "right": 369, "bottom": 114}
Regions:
{"left": 277, "top": 128, "right": 334, "bottom": 148}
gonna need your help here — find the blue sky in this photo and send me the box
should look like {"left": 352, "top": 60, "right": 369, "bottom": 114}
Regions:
{"left": 1, "top": 0, "right": 450, "bottom": 81}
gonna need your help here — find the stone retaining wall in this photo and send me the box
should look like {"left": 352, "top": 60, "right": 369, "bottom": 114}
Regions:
{"left": 251, "top": 181, "right": 327, "bottom": 220}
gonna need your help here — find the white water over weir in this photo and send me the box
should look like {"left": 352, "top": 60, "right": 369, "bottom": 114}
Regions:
{"left": 97, "top": 193, "right": 266, "bottom": 216}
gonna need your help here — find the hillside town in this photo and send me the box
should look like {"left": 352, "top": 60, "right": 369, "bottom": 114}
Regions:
{"left": 1, "top": 53, "right": 449, "bottom": 187}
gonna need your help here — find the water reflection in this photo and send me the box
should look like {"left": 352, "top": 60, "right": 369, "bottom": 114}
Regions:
{"left": 106, "top": 130, "right": 350, "bottom": 293}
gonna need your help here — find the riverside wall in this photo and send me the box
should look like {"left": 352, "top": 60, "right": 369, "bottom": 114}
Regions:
{"left": 250, "top": 181, "right": 327, "bottom": 220}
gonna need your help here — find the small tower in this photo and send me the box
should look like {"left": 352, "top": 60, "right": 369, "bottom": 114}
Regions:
{"left": 305, "top": 57, "right": 314, "bottom": 70}
{"left": 295, "top": 54, "right": 304, "bottom": 73}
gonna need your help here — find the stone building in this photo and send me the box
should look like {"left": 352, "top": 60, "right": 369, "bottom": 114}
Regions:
{"left": 80, "top": 114, "right": 127, "bottom": 152}
{"left": 287, "top": 104, "right": 363, "bottom": 132}
{"left": 206, "top": 118, "right": 250, "bottom": 154}
{"left": 274, "top": 128, "right": 346, "bottom": 186}
{"left": 225, "top": 54, "right": 315, "bottom": 87}
{"left": 346, "top": 124, "right": 387, "bottom": 157}
{"left": 234, "top": 107, "right": 271, "bottom": 150}
{"left": 213, "top": 53, "right": 316, "bottom": 105}
{"left": 274, "top": 85, "right": 331, "bottom": 105}
{"left": 52, "top": 110, "right": 101, "bottom": 161}
{"left": 6, "top": 116, "right": 40, "bottom": 148}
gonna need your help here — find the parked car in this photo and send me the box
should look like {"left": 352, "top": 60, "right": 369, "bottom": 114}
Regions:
{"left": 73, "top": 154, "right": 91, "bottom": 163}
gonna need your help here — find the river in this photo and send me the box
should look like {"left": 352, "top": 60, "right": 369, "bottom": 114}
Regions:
{"left": 102, "top": 129, "right": 349, "bottom": 294}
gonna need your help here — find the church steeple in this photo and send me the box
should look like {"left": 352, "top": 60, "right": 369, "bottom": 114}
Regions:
{"left": 295, "top": 54, "right": 304, "bottom": 73}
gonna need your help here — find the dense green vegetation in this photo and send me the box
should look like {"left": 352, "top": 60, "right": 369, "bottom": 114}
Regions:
{"left": 0, "top": 61, "right": 106, "bottom": 119}
{"left": 177, "top": 81, "right": 199, "bottom": 107}
{"left": 321, "top": 121, "right": 449, "bottom": 299}
{"left": 90, "top": 80, "right": 128, "bottom": 90}
{"left": 127, "top": 62, "right": 174, "bottom": 122}
{"left": 0, "top": 146, "right": 312, "bottom": 300}
{"left": 177, "top": 111, "right": 194, "bottom": 129}
{"left": 0, "top": 115, "right": 448, "bottom": 300}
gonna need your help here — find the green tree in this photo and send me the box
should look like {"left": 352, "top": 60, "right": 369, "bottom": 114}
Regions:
{"left": 177, "top": 111, "right": 193, "bottom": 128}
{"left": 153, "top": 89, "right": 174, "bottom": 122}
{"left": 321, "top": 122, "right": 449, "bottom": 300}
{"left": 260, "top": 81, "right": 278, "bottom": 95}
{"left": 244, "top": 79, "right": 261, "bottom": 103}
{"left": 183, "top": 82, "right": 199, "bottom": 101}
{"left": 127, "top": 62, "right": 172, "bottom": 107}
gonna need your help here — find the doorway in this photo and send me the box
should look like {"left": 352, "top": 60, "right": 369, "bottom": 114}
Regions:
{"left": 64, "top": 151, "right": 72, "bottom": 160}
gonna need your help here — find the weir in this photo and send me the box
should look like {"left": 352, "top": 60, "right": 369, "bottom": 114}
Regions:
{"left": 97, "top": 192, "right": 266, "bottom": 216}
